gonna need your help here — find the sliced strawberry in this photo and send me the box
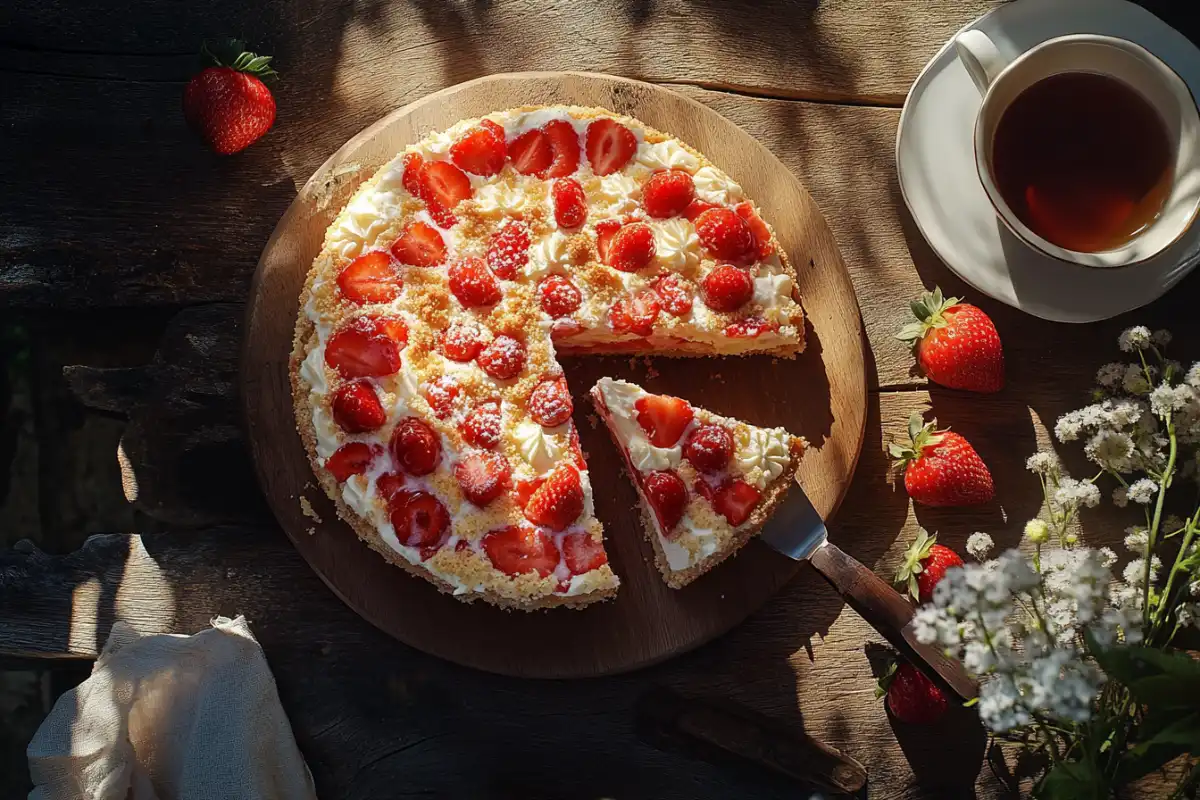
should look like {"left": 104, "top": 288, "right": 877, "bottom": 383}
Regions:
{"left": 523, "top": 463, "right": 585, "bottom": 531}
{"left": 482, "top": 525, "right": 560, "bottom": 578}
{"left": 454, "top": 452, "right": 512, "bottom": 506}
{"left": 326, "top": 442, "right": 381, "bottom": 483}
{"left": 643, "top": 170, "right": 696, "bottom": 218}
{"left": 368, "top": 315, "right": 408, "bottom": 345}
{"left": 420, "top": 160, "right": 473, "bottom": 210}
{"left": 702, "top": 264, "right": 754, "bottom": 312}
{"left": 528, "top": 377, "right": 573, "bottom": 428}
{"left": 605, "top": 222, "right": 656, "bottom": 272}
{"left": 725, "top": 317, "right": 777, "bottom": 339}
{"left": 486, "top": 220, "right": 531, "bottom": 279}
{"left": 331, "top": 379, "right": 387, "bottom": 433}
{"left": 608, "top": 290, "right": 661, "bottom": 337}
{"left": 684, "top": 199, "right": 718, "bottom": 221}
{"left": 643, "top": 469, "right": 688, "bottom": 533}
{"left": 634, "top": 394, "right": 694, "bottom": 447}
{"left": 448, "top": 256, "right": 502, "bottom": 307}
{"left": 442, "top": 321, "right": 484, "bottom": 362}
{"left": 653, "top": 274, "right": 693, "bottom": 317}
{"left": 477, "top": 334, "right": 525, "bottom": 380}
{"left": 734, "top": 202, "right": 774, "bottom": 258}
{"left": 695, "top": 208, "right": 754, "bottom": 263}
{"left": 336, "top": 251, "right": 401, "bottom": 304}
{"left": 389, "top": 490, "right": 451, "bottom": 551}
{"left": 713, "top": 479, "right": 761, "bottom": 526}
{"left": 461, "top": 400, "right": 502, "bottom": 449}
{"left": 552, "top": 178, "right": 588, "bottom": 228}
{"left": 513, "top": 476, "right": 544, "bottom": 509}
{"left": 424, "top": 197, "right": 458, "bottom": 229}
{"left": 544, "top": 119, "right": 581, "bottom": 178}
{"left": 324, "top": 320, "right": 402, "bottom": 378}
{"left": 693, "top": 476, "right": 716, "bottom": 503}
{"left": 450, "top": 126, "right": 506, "bottom": 176}
{"left": 538, "top": 275, "right": 582, "bottom": 318}
{"left": 586, "top": 118, "right": 637, "bottom": 176}
{"left": 401, "top": 153, "right": 424, "bottom": 197}
{"left": 389, "top": 416, "right": 442, "bottom": 476}
{"left": 390, "top": 221, "right": 446, "bottom": 267}
{"left": 376, "top": 472, "right": 407, "bottom": 501}
{"left": 562, "top": 532, "right": 608, "bottom": 575}
{"left": 684, "top": 424, "right": 734, "bottom": 473}
{"left": 424, "top": 376, "right": 460, "bottom": 419}
{"left": 594, "top": 219, "right": 622, "bottom": 262}
{"left": 508, "top": 129, "right": 552, "bottom": 176}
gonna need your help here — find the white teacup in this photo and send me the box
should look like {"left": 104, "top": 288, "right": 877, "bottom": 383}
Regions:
{"left": 955, "top": 30, "right": 1200, "bottom": 268}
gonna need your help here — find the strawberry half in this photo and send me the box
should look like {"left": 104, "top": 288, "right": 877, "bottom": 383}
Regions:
{"left": 508, "top": 129, "right": 553, "bottom": 176}
{"left": 889, "top": 414, "right": 994, "bottom": 507}
{"left": 454, "top": 452, "right": 512, "bottom": 507}
{"left": 390, "top": 416, "right": 442, "bottom": 476}
{"left": 604, "top": 222, "right": 656, "bottom": 272}
{"left": 182, "top": 40, "right": 276, "bottom": 155}
{"left": 562, "top": 532, "right": 608, "bottom": 575}
{"left": 552, "top": 178, "right": 588, "bottom": 228}
{"left": 389, "top": 490, "right": 451, "bottom": 553}
{"left": 336, "top": 251, "right": 401, "bottom": 304}
{"left": 331, "top": 379, "right": 386, "bottom": 433}
{"left": 324, "top": 318, "right": 402, "bottom": 378}
{"left": 325, "top": 442, "right": 381, "bottom": 482}
{"left": 608, "top": 290, "right": 661, "bottom": 337}
{"left": 483, "top": 525, "right": 560, "bottom": 578}
{"left": 896, "top": 287, "right": 1004, "bottom": 393}
{"left": 486, "top": 220, "right": 531, "bottom": 279}
{"left": 461, "top": 400, "right": 502, "bottom": 449}
{"left": 523, "top": 463, "right": 584, "bottom": 531}
{"left": 586, "top": 118, "right": 637, "bottom": 175}
{"left": 544, "top": 120, "right": 581, "bottom": 177}
{"left": 712, "top": 479, "right": 761, "bottom": 526}
{"left": 448, "top": 256, "right": 502, "bottom": 308}
{"left": 683, "top": 424, "right": 733, "bottom": 473}
{"left": 634, "top": 394, "right": 693, "bottom": 447}
{"left": 538, "top": 275, "right": 582, "bottom": 318}
{"left": 701, "top": 264, "right": 754, "bottom": 312}
{"left": 390, "top": 222, "right": 446, "bottom": 267}
{"left": 653, "top": 274, "right": 693, "bottom": 317}
{"left": 528, "top": 377, "right": 573, "bottom": 428}
{"left": 893, "top": 528, "right": 965, "bottom": 603}
{"left": 643, "top": 170, "right": 696, "bottom": 219}
{"left": 643, "top": 469, "right": 688, "bottom": 533}
{"left": 450, "top": 125, "right": 506, "bottom": 176}
{"left": 476, "top": 334, "right": 525, "bottom": 380}
{"left": 734, "top": 202, "right": 774, "bottom": 259}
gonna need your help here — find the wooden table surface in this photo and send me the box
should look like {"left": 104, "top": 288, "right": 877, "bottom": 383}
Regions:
{"left": 2, "top": 1, "right": 1197, "bottom": 797}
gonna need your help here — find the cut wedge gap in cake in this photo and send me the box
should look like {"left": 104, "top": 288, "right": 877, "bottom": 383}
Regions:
{"left": 590, "top": 377, "right": 806, "bottom": 588}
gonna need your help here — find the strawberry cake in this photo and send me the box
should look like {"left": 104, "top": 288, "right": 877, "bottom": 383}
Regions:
{"left": 591, "top": 378, "right": 805, "bottom": 588}
{"left": 291, "top": 105, "right": 806, "bottom": 610}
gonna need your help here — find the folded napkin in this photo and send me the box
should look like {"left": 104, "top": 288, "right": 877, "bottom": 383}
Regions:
{"left": 28, "top": 616, "right": 317, "bottom": 800}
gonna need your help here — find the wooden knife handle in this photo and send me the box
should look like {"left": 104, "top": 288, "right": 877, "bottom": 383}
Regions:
{"left": 809, "top": 540, "right": 978, "bottom": 701}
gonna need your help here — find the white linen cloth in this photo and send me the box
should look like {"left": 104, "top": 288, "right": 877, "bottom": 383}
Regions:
{"left": 27, "top": 616, "right": 317, "bottom": 800}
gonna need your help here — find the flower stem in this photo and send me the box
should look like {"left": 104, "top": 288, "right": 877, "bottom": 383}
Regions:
{"left": 1143, "top": 415, "right": 1177, "bottom": 627}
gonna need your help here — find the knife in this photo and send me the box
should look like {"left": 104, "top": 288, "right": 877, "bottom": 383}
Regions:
{"left": 760, "top": 484, "right": 978, "bottom": 701}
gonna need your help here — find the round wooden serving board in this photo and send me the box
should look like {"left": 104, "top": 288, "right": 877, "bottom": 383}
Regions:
{"left": 242, "top": 72, "right": 867, "bottom": 679}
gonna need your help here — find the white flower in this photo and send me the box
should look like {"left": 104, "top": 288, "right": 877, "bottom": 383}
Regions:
{"left": 1186, "top": 363, "right": 1200, "bottom": 389}
{"left": 1084, "top": 429, "right": 1134, "bottom": 473}
{"left": 1127, "top": 478, "right": 1158, "bottom": 505}
{"left": 1024, "top": 519, "right": 1049, "bottom": 544}
{"left": 1025, "top": 451, "right": 1061, "bottom": 476}
{"left": 1122, "top": 555, "right": 1162, "bottom": 587}
{"left": 1112, "top": 486, "right": 1129, "bottom": 507}
{"left": 1095, "top": 362, "right": 1125, "bottom": 388}
{"left": 1098, "top": 547, "right": 1117, "bottom": 568}
{"left": 1055, "top": 413, "right": 1084, "bottom": 443}
{"left": 1178, "top": 603, "right": 1197, "bottom": 629}
{"left": 966, "top": 532, "right": 994, "bottom": 560}
{"left": 1152, "top": 329, "right": 1172, "bottom": 347}
{"left": 1123, "top": 527, "right": 1148, "bottom": 552}
{"left": 1107, "top": 400, "right": 1144, "bottom": 429}
{"left": 1190, "top": 580, "right": 1200, "bottom": 598}
{"left": 1053, "top": 477, "right": 1100, "bottom": 510}
{"left": 1119, "top": 326, "right": 1152, "bottom": 352}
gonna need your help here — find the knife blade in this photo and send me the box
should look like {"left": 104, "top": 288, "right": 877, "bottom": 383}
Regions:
{"left": 760, "top": 484, "right": 978, "bottom": 701}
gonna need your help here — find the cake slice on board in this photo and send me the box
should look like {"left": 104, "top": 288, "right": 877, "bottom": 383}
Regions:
{"left": 590, "top": 377, "right": 806, "bottom": 588}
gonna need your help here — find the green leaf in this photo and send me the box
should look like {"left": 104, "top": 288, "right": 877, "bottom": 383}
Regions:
{"left": 1115, "top": 712, "right": 1200, "bottom": 785}
{"left": 1038, "top": 759, "right": 1108, "bottom": 800}
{"left": 895, "top": 321, "right": 926, "bottom": 343}
{"left": 908, "top": 413, "right": 923, "bottom": 442}
{"left": 1087, "top": 633, "right": 1200, "bottom": 710}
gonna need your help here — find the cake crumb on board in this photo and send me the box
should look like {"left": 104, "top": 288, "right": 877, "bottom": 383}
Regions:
{"left": 300, "top": 496, "right": 322, "bottom": 524}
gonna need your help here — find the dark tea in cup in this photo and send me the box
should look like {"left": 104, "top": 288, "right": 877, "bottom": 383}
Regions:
{"left": 991, "top": 71, "right": 1173, "bottom": 253}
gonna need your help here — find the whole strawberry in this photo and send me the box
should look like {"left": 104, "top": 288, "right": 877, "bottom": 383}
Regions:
{"left": 894, "top": 528, "right": 964, "bottom": 603}
{"left": 896, "top": 287, "right": 1004, "bottom": 393}
{"left": 183, "top": 40, "right": 277, "bottom": 154}
{"left": 889, "top": 414, "right": 994, "bottom": 507}
{"left": 877, "top": 660, "right": 948, "bottom": 724}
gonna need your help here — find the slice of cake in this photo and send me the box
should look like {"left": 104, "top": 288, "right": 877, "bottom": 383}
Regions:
{"left": 590, "top": 377, "right": 805, "bottom": 588}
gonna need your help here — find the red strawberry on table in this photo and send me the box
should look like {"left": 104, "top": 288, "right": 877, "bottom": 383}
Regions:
{"left": 877, "top": 659, "right": 948, "bottom": 724}
{"left": 634, "top": 394, "right": 694, "bottom": 447}
{"left": 894, "top": 528, "right": 964, "bottom": 603}
{"left": 183, "top": 40, "right": 276, "bottom": 155}
{"left": 483, "top": 525, "right": 560, "bottom": 578}
{"left": 895, "top": 286, "right": 1004, "bottom": 393}
{"left": 889, "top": 414, "right": 994, "bottom": 507}
{"left": 523, "top": 463, "right": 584, "bottom": 531}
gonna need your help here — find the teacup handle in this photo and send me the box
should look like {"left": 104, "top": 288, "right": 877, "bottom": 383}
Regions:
{"left": 955, "top": 29, "right": 1009, "bottom": 93}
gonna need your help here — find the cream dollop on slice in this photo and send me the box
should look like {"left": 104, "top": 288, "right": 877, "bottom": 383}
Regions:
{"left": 692, "top": 166, "right": 744, "bottom": 206}
{"left": 299, "top": 345, "right": 329, "bottom": 395}
{"left": 525, "top": 230, "right": 574, "bottom": 280}
{"left": 637, "top": 140, "right": 700, "bottom": 174}
{"left": 311, "top": 406, "right": 340, "bottom": 460}
{"left": 735, "top": 425, "right": 792, "bottom": 489}
{"left": 653, "top": 218, "right": 701, "bottom": 272}
{"left": 754, "top": 273, "right": 797, "bottom": 323}
{"left": 514, "top": 420, "right": 565, "bottom": 475}
{"left": 592, "top": 172, "right": 641, "bottom": 216}
{"left": 474, "top": 181, "right": 531, "bottom": 217}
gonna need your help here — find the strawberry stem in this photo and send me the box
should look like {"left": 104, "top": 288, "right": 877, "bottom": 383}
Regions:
{"left": 200, "top": 39, "right": 278, "bottom": 79}
{"left": 893, "top": 527, "right": 938, "bottom": 601}
{"left": 895, "top": 285, "right": 962, "bottom": 344}
{"left": 887, "top": 413, "right": 946, "bottom": 467}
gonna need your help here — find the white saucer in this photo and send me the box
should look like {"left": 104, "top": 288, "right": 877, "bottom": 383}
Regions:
{"left": 896, "top": 0, "right": 1200, "bottom": 323}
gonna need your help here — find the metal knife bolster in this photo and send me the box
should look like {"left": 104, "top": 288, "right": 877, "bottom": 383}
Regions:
{"left": 758, "top": 482, "right": 830, "bottom": 562}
